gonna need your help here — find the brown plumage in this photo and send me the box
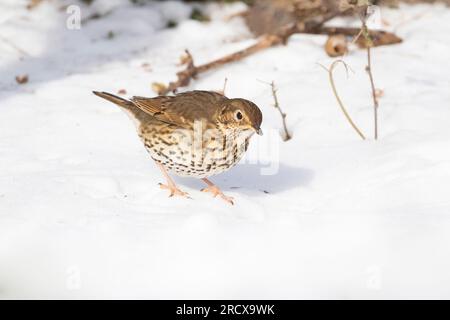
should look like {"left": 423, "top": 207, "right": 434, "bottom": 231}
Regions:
{"left": 93, "top": 90, "right": 263, "bottom": 204}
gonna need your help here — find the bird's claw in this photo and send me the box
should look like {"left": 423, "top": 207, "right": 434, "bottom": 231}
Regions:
{"left": 201, "top": 186, "right": 234, "bottom": 205}
{"left": 159, "top": 183, "right": 191, "bottom": 198}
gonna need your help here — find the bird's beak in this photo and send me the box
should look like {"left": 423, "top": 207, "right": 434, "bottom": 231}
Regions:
{"left": 255, "top": 128, "right": 263, "bottom": 136}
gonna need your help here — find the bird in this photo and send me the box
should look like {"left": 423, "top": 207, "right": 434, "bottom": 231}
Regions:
{"left": 92, "top": 90, "right": 263, "bottom": 205}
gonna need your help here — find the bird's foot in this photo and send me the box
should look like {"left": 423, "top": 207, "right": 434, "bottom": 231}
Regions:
{"left": 159, "top": 183, "right": 190, "bottom": 198}
{"left": 201, "top": 185, "right": 234, "bottom": 205}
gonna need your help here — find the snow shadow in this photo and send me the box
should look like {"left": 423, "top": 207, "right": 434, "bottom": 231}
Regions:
{"left": 178, "top": 163, "right": 314, "bottom": 194}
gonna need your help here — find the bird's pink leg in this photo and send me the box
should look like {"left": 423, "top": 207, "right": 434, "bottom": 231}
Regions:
{"left": 201, "top": 178, "right": 234, "bottom": 205}
{"left": 155, "top": 162, "right": 190, "bottom": 198}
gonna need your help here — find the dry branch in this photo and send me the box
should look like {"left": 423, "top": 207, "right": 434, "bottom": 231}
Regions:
{"left": 366, "top": 44, "right": 379, "bottom": 139}
{"left": 0, "top": 35, "right": 29, "bottom": 57}
{"left": 360, "top": 16, "right": 380, "bottom": 140}
{"left": 320, "top": 60, "right": 366, "bottom": 140}
{"left": 270, "top": 81, "right": 292, "bottom": 141}
{"left": 156, "top": 36, "right": 282, "bottom": 95}
{"left": 155, "top": 9, "right": 401, "bottom": 95}
{"left": 157, "top": 49, "right": 197, "bottom": 95}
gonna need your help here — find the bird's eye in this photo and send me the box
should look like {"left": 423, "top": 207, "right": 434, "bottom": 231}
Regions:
{"left": 235, "top": 111, "right": 243, "bottom": 121}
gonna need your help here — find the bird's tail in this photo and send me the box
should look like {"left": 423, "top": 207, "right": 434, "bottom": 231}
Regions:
{"left": 93, "top": 91, "right": 153, "bottom": 127}
{"left": 92, "top": 91, "right": 135, "bottom": 110}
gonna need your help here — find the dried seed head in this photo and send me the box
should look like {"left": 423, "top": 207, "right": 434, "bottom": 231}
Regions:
{"left": 325, "top": 35, "right": 348, "bottom": 57}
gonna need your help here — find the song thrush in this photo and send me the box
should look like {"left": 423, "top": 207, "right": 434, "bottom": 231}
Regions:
{"left": 93, "top": 90, "right": 263, "bottom": 205}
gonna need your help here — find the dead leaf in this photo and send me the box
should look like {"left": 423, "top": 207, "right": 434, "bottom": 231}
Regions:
{"left": 151, "top": 82, "right": 167, "bottom": 95}
{"left": 141, "top": 62, "right": 152, "bottom": 72}
{"left": 356, "top": 31, "right": 402, "bottom": 48}
{"left": 27, "top": 0, "right": 44, "bottom": 10}
{"left": 15, "top": 74, "right": 29, "bottom": 84}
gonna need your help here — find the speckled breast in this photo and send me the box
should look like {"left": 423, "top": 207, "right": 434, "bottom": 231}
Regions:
{"left": 139, "top": 124, "right": 252, "bottom": 178}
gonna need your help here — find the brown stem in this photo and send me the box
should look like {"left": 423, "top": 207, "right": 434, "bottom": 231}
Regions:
{"left": 0, "top": 35, "right": 29, "bottom": 57}
{"left": 157, "top": 36, "right": 283, "bottom": 96}
{"left": 363, "top": 23, "right": 379, "bottom": 140}
{"left": 199, "top": 35, "right": 282, "bottom": 73}
{"left": 320, "top": 60, "right": 366, "bottom": 140}
{"left": 158, "top": 49, "right": 197, "bottom": 95}
{"left": 270, "top": 81, "right": 291, "bottom": 141}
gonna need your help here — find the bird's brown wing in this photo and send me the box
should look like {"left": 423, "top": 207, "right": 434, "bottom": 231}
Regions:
{"left": 131, "top": 91, "right": 227, "bottom": 129}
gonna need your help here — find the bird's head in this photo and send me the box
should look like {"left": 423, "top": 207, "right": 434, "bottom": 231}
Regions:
{"left": 218, "top": 98, "right": 263, "bottom": 135}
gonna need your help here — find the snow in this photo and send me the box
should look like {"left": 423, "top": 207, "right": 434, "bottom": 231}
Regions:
{"left": 1, "top": 0, "right": 450, "bottom": 299}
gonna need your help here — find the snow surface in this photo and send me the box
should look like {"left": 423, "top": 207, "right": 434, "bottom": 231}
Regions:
{"left": 1, "top": 0, "right": 450, "bottom": 299}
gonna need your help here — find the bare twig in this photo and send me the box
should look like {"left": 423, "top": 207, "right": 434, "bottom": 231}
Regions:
{"left": 80, "top": 10, "right": 114, "bottom": 25}
{"left": 198, "top": 35, "right": 283, "bottom": 71}
{"left": 158, "top": 49, "right": 197, "bottom": 95}
{"left": 269, "top": 81, "right": 291, "bottom": 141}
{"left": 221, "top": 77, "right": 228, "bottom": 95}
{"left": 365, "top": 30, "right": 379, "bottom": 140}
{"left": 157, "top": 36, "right": 282, "bottom": 95}
{"left": 0, "top": 35, "right": 29, "bottom": 57}
{"left": 360, "top": 8, "right": 380, "bottom": 140}
{"left": 215, "top": 77, "right": 228, "bottom": 95}
{"left": 319, "top": 60, "right": 366, "bottom": 140}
